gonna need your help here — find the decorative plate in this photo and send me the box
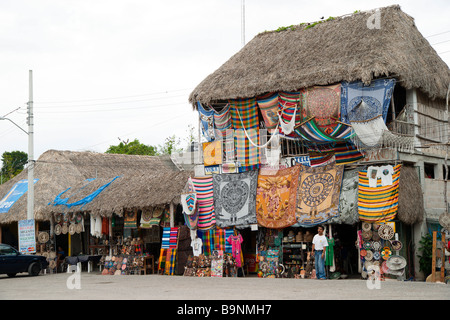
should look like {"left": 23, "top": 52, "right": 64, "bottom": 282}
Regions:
{"left": 68, "top": 223, "right": 76, "bottom": 235}
{"left": 362, "top": 222, "right": 372, "bottom": 231}
{"left": 371, "top": 232, "right": 381, "bottom": 241}
{"left": 76, "top": 223, "right": 83, "bottom": 234}
{"left": 362, "top": 230, "right": 372, "bottom": 240}
{"left": 61, "top": 223, "right": 68, "bottom": 235}
{"left": 360, "top": 249, "right": 367, "bottom": 257}
{"left": 373, "top": 251, "right": 381, "bottom": 260}
{"left": 54, "top": 224, "right": 61, "bottom": 235}
{"left": 38, "top": 232, "right": 49, "bottom": 244}
{"left": 372, "top": 241, "right": 381, "bottom": 251}
{"left": 390, "top": 240, "right": 403, "bottom": 251}
{"left": 365, "top": 250, "right": 373, "bottom": 261}
{"left": 378, "top": 224, "right": 394, "bottom": 240}
{"left": 363, "top": 241, "right": 372, "bottom": 250}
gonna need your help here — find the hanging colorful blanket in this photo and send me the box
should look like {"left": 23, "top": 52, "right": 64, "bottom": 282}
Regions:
{"left": 225, "top": 228, "right": 234, "bottom": 254}
{"left": 181, "top": 191, "right": 197, "bottom": 216}
{"left": 257, "top": 93, "right": 279, "bottom": 132}
{"left": 296, "top": 163, "right": 344, "bottom": 226}
{"left": 139, "top": 208, "right": 153, "bottom": 229}
{"left": 158, "top": 248, "right": 167, "bottom": 273}
{"left": 307, "top": 142, "right": 365, "bottom": 165}
{"left": 212, "top": 170, "right": 258, "bottom": 228}
{"left": 329, "top": 168, "right": 360, "bottom": 225}
{"left": 191, "top": 177, "right": 216, "bottom": 230}
{"left": 161, "top": 227, "right": 171, "bottom": 249}
{"left": 256, "top": 165, "right": 301, "bottom": 229}
{"left": 229, "top": 97, "right": 259, "bottom": 130}
{"left": 183, "top": 208, "right": 199, "bottom": 230}
{"left": 213, "top": 104, "right": 232, "bottom": 140}
{"left": 235, "top": 128, "right": 260, "bottom": 172}
{"left": 203, "top": 140, "right": 223, "bottom": 166}
{"left": 124, "top": 209, "right": 137, "bottom": 229}
{"left": 358, "top": 164, "right": 401, "bottom": 223}
{"left": 164, "top": 248, "right": 177, "bottom": 275}
{"left": 197, "top": 101, "right": 216, "bottom": 142}
{"left": 340, "top": 78, "right": 396, "bottom": 124}
{"left": 169, "top": 227, "right": 178, "bottom": 249}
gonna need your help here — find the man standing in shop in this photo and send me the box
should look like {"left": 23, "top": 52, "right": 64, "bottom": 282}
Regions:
{"left": 311, "top": 225, "right": 328, "bottom": 280}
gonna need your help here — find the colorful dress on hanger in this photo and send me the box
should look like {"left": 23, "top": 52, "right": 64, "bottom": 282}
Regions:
{"left": 227, "top": 234, "right": 244, "bottom": 267}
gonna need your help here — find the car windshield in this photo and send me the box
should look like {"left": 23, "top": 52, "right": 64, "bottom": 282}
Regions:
{"left": 0, "top": 244, "right": 18, "bottom": 255}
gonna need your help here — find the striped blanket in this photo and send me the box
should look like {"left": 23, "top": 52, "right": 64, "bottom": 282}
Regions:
{"left": 358, "top": 164, "right": 401, "bottom": 222}
{"left": 307, "top": 142, "right": 365, "bottom": 165}
{"left": 161, "top": 227, "right": 171, "bottom": 249}
{"left": 229, "top": 98, "right": 259, "bottom": 130}
{"left": 164, "top": 248, "right": 177, "bottom": 275}
{"left": 235, "top": 128, "right": 260, "bottom": 172}
{"left": 169, "top": 227, "right": 178, "bottom": 248}
{"left": 213, "top": 104, "right": 232, "bottom": 140}
{"left": 199, "top": 227, "right": 231, "bottom": 255}
{"left": 191, "top": 177, "right": 216, "bottom": 230}
{"left": 278, "top": 91, "right": 301, "bottom": 137}
{"left": 158, "top": 248, "right": 167, "bottom": 273}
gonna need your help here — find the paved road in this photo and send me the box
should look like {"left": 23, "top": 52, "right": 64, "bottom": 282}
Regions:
{"left": 0, "top": 272, "right": 449, "bottom": 301}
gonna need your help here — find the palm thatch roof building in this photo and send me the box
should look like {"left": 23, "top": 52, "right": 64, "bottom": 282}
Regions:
{"left": 189, "top": 5, "right": 450, "bottom": 106}
{"left": 0, "top": 150, "right": 193, "bottom": 224}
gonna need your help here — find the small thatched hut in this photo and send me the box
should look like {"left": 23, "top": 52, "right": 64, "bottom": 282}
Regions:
{"left": 0, "top": 149, "right": 193, "bottom": 224}
{"left": 189, "top": 5, "right": 450, "bottom": 106}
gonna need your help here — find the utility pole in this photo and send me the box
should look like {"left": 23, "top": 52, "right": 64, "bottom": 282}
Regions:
{"left": 27, "top": 70, "right": 34, "bottom": 220}
{"left": 241, "top": 0, "right": 245, "bottom": 47}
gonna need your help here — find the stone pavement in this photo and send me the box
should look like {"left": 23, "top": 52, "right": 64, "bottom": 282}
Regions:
{"left": 0, "top": 272, "right": 449, "bottom": 300}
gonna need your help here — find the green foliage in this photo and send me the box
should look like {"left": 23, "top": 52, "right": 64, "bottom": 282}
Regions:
{"left": 158, "top": 135, "right": 182, "bottom": 156}
{"left": 105, "top": 139, "right": 158, "bottom": 156}
{"left": 417, "top": 233, "right": 433, "bottom": 278}
{"left": 0, "top": 151, "right": 28, "bottom": 184}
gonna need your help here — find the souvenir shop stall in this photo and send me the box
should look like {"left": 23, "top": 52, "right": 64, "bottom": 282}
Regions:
{"left": 185, "top": 77, "right": 416, "bottom": 280}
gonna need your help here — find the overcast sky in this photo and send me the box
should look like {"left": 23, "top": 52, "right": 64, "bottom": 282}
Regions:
{"left": 0, "top": 0, "right": 449, "bottom": 168}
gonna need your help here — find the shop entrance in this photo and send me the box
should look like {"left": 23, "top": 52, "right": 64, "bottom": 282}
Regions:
{"left": 331, "top": 224, "right": 359, "bottom": 278}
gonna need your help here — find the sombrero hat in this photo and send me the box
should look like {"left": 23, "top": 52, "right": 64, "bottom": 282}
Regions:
{"left": 386, "top": 255, "right": 407, "bottom": 271}
{"left": 38, "top": 232, "right": 49, "bottom": 244}
{"left": 68, "top": 223, "right": 76, "bottom": 235}
{"left": 54, "top": 224, "right": 61, "bottom": 235}
{"left": 390, "top": 240, "right": 403, "bottom": 251}
{"left": 76, "top": 223, "right": 83, "bottom": 234}
{"left": 362, "top": 222, "right": 372, "bottom": 231}
{"left": 378, "top": 224, "right": 394, "bottom": 240}
{"left": 61, "top": 223, "right": 68, "bottom": 235}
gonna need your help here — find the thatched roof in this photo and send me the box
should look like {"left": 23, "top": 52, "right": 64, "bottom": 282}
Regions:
{"left": 397, "top": 165, "right": 424, "bottom": 225}
{"left": 189, "top": 5, "right": 450, "bottom": 105}
{"left": 0, "top": 150, "right": 194, "bottom": 224}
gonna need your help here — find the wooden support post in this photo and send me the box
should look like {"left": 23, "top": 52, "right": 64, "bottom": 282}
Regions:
{"left": 432, "top": 231, "right": 437, "bottom": 282}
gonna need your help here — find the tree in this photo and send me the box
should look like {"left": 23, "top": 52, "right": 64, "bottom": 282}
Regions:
{"left": 158, "top": 135, "right": 183, "bottom": 155}
{"left": 0, "top": 151, "right": 28, "bottom": 184}
{"left": 105, "top": 138, "right": 158, "bottom": 156}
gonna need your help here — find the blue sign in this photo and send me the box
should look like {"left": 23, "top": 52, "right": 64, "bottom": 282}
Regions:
{"left": 0, "top": 179, "right": 39, "bottom": 213}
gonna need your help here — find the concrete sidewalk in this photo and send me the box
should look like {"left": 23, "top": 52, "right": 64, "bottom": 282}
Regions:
{"left": 0, "top": 272, "right": 449, "bottom": 300}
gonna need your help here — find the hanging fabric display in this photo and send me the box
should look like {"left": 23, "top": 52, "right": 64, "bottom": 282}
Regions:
{"left": 197, "top": 101, "right": 215, "bottom": 142}
{"left": 265, "top": 132, "right": 281, "bottom": 168}
{"left": 202, "top": 140, "right": 223, "bottom": 166}
{"left": 124, "top": 209, "right": 137, "bottom": 229}
{"left": 300, "top": 84, "right": 342, "bottom": 135}
{"left": 139, "top": 208, "right": 153, "bottom": 229}
{"left": 358, "top": 164, "right": 402, "bottom": 222}
{"left": 329, "top": 168, "right": 360, "bottom": 225}
{"left": 307, "top": 142, "right": 365, "bottom": 165}
{"left": 256, "top": 93, "right": 280, "bottom": 132}
{"left": 278, "top": 91, "right": 300, "bottom": 136}
{"left": 340, "top": 78, "right": 396, "bottom": 124}
{"left": 212, "top": 170, "right": 258, "bottom": 228}
{"left": 235, "top": 128, "right": 260, "bottom": 172}
{"left": 295, "top": 163, "right": 344, "bottom": 226}
{"left": 256, "top": 165, "right": 301, "bottom": 229}
{"left": 191, "top": 177, "right": 216, "bottom": 230}
{"left": 229, "top": 97, "right": 259, "bottom": 130}
{"left": 161, "top": 227, "right": 171, "bottom": 249}
{"left": 213, "top": 103, "right": 232, "bottom": 140}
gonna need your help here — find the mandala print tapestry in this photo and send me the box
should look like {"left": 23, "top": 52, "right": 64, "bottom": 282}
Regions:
{"left": 212, "top": 170, "right": 258, "bottom": 228}
{"left": 256, "top": 165, "right": 301, "bottom": 229}
{"left": 296, "top": 163, "right": 344, "bottom": 226}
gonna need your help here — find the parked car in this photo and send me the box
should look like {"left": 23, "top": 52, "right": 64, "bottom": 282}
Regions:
{"left": 0, "top": 243, "right": 48, "bottom": 277}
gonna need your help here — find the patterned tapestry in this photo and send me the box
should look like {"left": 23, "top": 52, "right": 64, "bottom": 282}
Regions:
{"left": 212, "top": 170, "right": 258, "bottom": 228}
{"left": 197, "top": 101, "right": 215, "bottom": 142}
{"left": 296, "top": 163, "right": 344, "bottom": 226}
{"left": 257, "top": 93, "right": 279, "bottom": 132}
{"left": 191, "top": 177, "right": 216, "bottom": 230}
{"left": 340, "top": 78, "right": 396, "bottom": 124}
{"left": 203, "top": 140, "right": 223, "bottom": 166}
{"left": 329, "top": 168, "right": 360, "bottom": 225}
{"left": 256, "top": 165, "right": 301, "bottom": 229}
{"left": 139, "top": 208, "right": 153, "bottom": 229}
{"left": 278, "top": 91, "right": 301, "bottom": 137}
{"left": 358, "top": 164, "right": 401, "bottom": 222}
{"left": 124, "top": 209, "right": 137, "bottom": 229}
{"left": 213, "top": 104, "right": 232, "bottom": 140}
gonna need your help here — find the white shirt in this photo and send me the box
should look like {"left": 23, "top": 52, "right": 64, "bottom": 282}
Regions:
{"left": 191, "top": 237, "right": 203, "bottom": 257}
{"left": 312, "top": 234, "right": 328, "bottom": 251}
{"left": 377, "top": 165, "right": 394, "bottom": 186}
{"left": 367, "top": 166, "right": 379, "bottom": 188}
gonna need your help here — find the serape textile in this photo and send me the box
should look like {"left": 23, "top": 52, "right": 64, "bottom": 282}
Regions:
{"left": 358, "top": 164, "right": 401, "bottom": 223}
{"left": 340, "top": 79, "right": 396, "bottom": 124}
{"left": 329, "top": 169, "right": 360, "bottom": 225}
{"left": 149, "top": 207, "right": 163, "bottom": 227}
{"left": 124, "top": 209, "right": 137, "bottom": 229}
{"left": 300, "top": 84, "right": 342, "bottom": 135}
{"left": 139, "top": 208, "right": 153, "bottom": 229}
{"left": 229, "top": 97, "right": 259, "bottom": 130}
{"left": 161, "top": 227, "right": 171, "bottom": 249}
{"left": 203, "top": 140, "right": 223, "bottom": 166}
{"left": 256, "top": 165, "right": 301, "bottom": 229}
{"left": 296, "top": 163, "right": 344, "bottom": 226}
{"left": 158, "top": 248, "right": 167, "bottom": 273}
{"left": 278, "top": 91, "right": 301, "bottom": 137}
{"left": 212, "top": 170, "right": 258, "bottom": 228}
{"left": 307, "top": 142, "right": 365, "bottom": 165}
{"left": 257, "top": 93, "right": 279, "bottom": 131}
{"left": 213, "top": 104, "right": 232, "bottom": 139}
{"left": 295, "top": 118, "right": 354, "bottom": 144}
{"left": 181, "top": 191, "right": 197, "bottom": 216}
{"left": 197, "top": 101, "right": 215, "bottom": 141}
{"left": 183, "top": 209, "right": 199, "bottom": 230}
{"left": 308, "top": 152, "right": 336, "bottom": 167}
{"left": 191, "top": 177, "right": 216, "bottom": 230}
{"left": 225, "top": 228, "right": 233, "bottom": 254}
{"left": 198, "top": 228, "right": 228, "bottom": 255}
{"left": 169, "top": 227, "right": 178, "bottom": 249}
{"left": 164, "top": 248, "right": 177, "bottom": 275}
{"left": 235, "top": 128, "right": 260, "bottom": 172}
